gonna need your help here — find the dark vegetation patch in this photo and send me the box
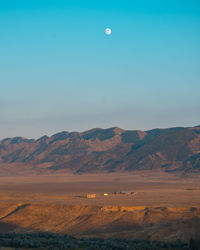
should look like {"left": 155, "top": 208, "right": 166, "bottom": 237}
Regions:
{"left": 0, "top": 232, "right": 198, "bottom": 250}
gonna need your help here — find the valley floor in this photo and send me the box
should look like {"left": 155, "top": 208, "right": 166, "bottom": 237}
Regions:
{"left": 0, "top": 172, "right": 200, "bottom": 207}
{"left": 0, "top": 172, "right": 200, "bottom": 245}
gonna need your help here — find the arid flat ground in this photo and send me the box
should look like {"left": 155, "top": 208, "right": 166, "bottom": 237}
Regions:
{"left": 0, "top": 172, "right": 200, "bottom": 243}
{"left": 0, "top": 172, "right": 200, "bottom": 207}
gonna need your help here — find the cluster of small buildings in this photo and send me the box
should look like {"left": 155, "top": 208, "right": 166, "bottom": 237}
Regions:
{"left": 86, "top": 191, "right": 134, "bottom": 198}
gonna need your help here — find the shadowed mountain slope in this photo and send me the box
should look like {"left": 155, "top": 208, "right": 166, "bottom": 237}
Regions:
{"left": 0, "top": 126, "right": 200, "bottom": 175}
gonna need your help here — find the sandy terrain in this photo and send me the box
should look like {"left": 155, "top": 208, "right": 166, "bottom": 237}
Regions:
{"left": 0, "top": 172, "right": 200, "bottom": 207}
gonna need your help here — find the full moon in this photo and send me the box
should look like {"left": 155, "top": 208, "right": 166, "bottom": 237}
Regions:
{"left": 105, "top": 28, "right": 112, "bottom": 35}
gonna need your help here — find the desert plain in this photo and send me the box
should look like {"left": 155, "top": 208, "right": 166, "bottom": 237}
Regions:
{"left": 0, "top": 171, "right": 200, "bottom": 246}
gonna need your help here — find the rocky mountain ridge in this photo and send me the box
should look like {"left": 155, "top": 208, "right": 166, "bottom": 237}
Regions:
{"left": 0, "top": 126, "right": 200, "bottom": 175}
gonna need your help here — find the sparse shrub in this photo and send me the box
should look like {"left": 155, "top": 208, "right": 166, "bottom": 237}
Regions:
{"left": 0, "top": 232, "right": 193, "bottom": 249}
{"left": 189, "top": 238, "right": 200, "bottom": 250}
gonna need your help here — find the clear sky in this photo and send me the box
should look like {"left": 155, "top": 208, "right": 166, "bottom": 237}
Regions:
{"left": 0, "top": 0, "right": 200, "bottom": 139}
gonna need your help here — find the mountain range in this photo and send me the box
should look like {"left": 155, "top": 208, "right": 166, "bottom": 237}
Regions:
{"left": 0, "top": 126, "right": 200, "bottom": 175}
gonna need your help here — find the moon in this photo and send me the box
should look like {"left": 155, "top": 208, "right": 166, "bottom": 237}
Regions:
{"left": 105, "top": 28, "right": 112, "bottom": 35}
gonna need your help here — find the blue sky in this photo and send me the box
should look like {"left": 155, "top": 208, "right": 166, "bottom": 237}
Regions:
{"left": 0, "top": 0, "right": 200, "bottom": 139}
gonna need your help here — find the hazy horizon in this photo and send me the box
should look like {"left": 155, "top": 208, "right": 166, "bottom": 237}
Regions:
{"left": 1, "top": 0, "right": 200, "bottom": 139}
{"left": 0, "top": 123, "right": 200, "bottom": 141}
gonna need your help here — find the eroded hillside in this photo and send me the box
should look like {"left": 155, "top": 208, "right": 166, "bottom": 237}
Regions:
{"left": 0, "top": 203, "right": 200, "bottom": 243}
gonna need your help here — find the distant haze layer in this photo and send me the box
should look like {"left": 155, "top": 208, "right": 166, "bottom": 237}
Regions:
{"left": 0, "top": 0, "right": 200, "bottom": 139}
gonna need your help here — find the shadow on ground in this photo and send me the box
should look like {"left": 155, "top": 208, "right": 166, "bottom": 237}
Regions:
{"left": 0, "top": 229, "right": 200, "bottom": 250}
